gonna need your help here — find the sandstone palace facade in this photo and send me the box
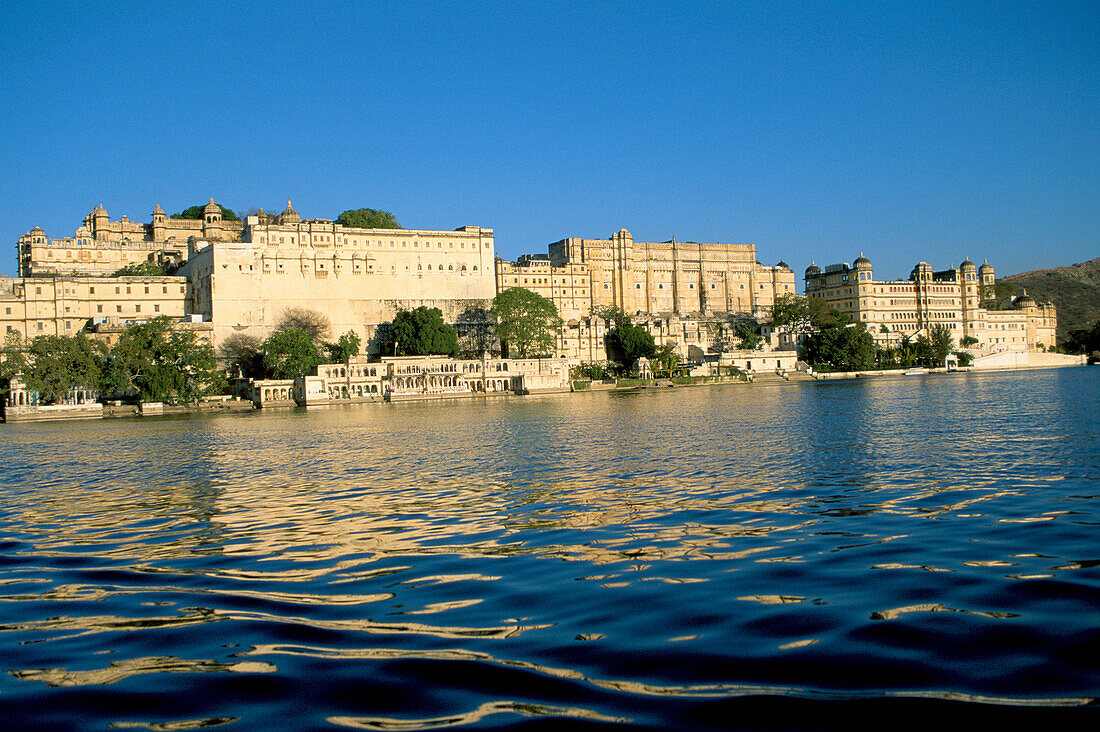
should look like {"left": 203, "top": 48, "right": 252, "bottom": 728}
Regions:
{"left": 6, "top": 200, "right": 1057, "bottom": 362}
{"left": 182, "top": 201, "right": 496, "bottom": 347}
{"left": 17, "top": 200, "right": 244, "bottom": 277}
{"left": 805, "top": 255, "right": 1057, "bottom": 352}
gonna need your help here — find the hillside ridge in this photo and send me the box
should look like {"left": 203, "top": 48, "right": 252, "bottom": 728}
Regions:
{"left": 1003, "top": 257, "right": 1100, "bottom": 339}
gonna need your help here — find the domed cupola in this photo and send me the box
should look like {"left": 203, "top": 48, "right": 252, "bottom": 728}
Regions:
{"left": 279, "top": 199, "right": 301, "bottom": 225}
{"left": 853, "top": 252, "right": 871, "bottom": 268}
{"left": 203, "top": 198, "right": 222, "bottom": 224}
{"left": 1013, "top": 290, "right": 1037, "bottom": 309}
{"left": 805, "top": 260, "right": 822, "bottom": 277}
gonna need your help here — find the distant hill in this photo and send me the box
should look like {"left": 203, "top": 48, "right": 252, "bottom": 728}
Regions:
{"left": 1002, "top": 257, "right": 1100, "bottom": 341}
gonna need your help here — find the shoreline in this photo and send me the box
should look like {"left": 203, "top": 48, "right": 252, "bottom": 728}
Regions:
{"left": 3, "top": 359, "right": 1091, "bottom": 424}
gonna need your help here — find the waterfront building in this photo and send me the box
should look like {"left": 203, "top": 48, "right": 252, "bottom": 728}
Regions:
{"left": 496, "top": 229, "right": 795, "bottom": 363}
{"left": 13, "top": 205, "right": 796, "bottom": 364}
{"left": 495, "top": 257, "right": 591, "bottom": 320}
{"left": 546, "top": 229, "right": 795, "bottom": 319}
{"left": 180, "top": 201, "right": 496, "bottom": 348}
{"left": 0, "top": 275, "right": 191, "bottom": 340}
{"left": 1, "top": 375, "right": 102, "bottom": 421}
{"left": 243, "top": 355, "right": 571, "bottom": 407}
{"left": 17, "top": 200, "right": 243, "bottom": 277}
{"left": 804, "top": 255, "right": 1057, "bottom": 351}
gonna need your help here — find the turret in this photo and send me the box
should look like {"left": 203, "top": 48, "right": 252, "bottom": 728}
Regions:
{"left": 978, "top": 260, "right": 996, "bottom": 303}
{"left": 152, "top": 203, "right": 166, "bottom": 241}
{"left": 91, "top": 203, "right": 108, "bottom": 239}
{"left": 203, "top": 198, "right": 222, "bottom": 224}
{"left": 853, "top": 252, "right": 872, "bottom": 281}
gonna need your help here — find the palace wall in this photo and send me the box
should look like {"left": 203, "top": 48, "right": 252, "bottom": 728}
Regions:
{"left": 0, "top": 275, "right": 190, "bottom": 340}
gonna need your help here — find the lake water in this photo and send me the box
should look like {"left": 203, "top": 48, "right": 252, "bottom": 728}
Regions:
{"left": 1, "top": 368, "right": 1098, "bottom": 730}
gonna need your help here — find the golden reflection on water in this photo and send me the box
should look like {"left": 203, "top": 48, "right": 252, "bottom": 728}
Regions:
{"left": 108, "top": 719, "right": 240, "bottom": 731}
{"left": 237, "top": 643, "right": 1094, "bottom": 707}
{"left": 4, "top": 383, "right": 1078, "bottom": 579}
{"left": 329, "top": 701, "right": 630, "bottom": 729}
{"left": 3, "top": 608, "right": 550, "bottom": 644}
{"left": 11, "top": 655, "right": 275, "bottom": 687}
{"left": 108, "top": 718, "right": 239, "bottom": 731}
{"left": 869, "top": 604, "right": 1019, "bottom": 621}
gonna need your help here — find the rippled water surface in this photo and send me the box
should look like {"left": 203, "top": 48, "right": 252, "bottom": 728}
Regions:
{"left": 2, "top": 368, "right": 1098, "bottom": 729}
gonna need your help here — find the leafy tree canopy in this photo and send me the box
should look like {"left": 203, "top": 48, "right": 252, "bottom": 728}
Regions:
{"left": 277, "top": 307, "right": 331, "bottom": 344}
{"left": 804, "top": 323, "right": 876, "bottom": 371}
{"left": 653, "top": 342, "right": 680, "bottom": 374}
{"left": 326, "top": 331, "right": 362, "bottom": 363}
{"left": 335, "top": 208, "right": 401, "bottom": 229}
{"left": 607, "top": 321, "right": 657, "bottom": 367}
{"left": 1, "top": 331, "right": 28, "bottom": 383}
{"left": 111, "top": 261, "right": 168, "bottom": 277}
{"left": 491, "top": 288, "right": 562, "bottom": 358}
{"left": 591, "top": 305, "right": 631, "bottom": 329}
{"left": 20, "top": 334, "right": 106, "bottom": 404}
{"left": 770, "top": 294, "right": 846, "bottom": 331}
{"left": 172, "top": 204, "right": 239, "bottom": 221}
{"left": 391, "top": 307, "right": 459, "bottom": 357}
{"left": 1062, "top": 319, "right": 1100, "bottom": 356}
{"left": 263, "top": 328, "right": 322, "bottom": 379}
{"left": 104, "top": 317, "right": 222, "bottom": 403}
{"left": 733, "top": 317, "right": 763, "bottom": 351}
{"left": 953, "top": 350, "right": 974, "bottom": 367}
{"left": 928, "top": 324, "right": 954, "bottom": 364}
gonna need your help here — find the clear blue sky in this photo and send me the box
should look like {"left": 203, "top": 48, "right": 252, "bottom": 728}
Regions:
{"left": 1, "top": 1, "right": 1096, "bottom": 285}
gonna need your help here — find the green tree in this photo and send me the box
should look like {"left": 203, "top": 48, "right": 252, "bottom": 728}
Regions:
{"left": 591, "top": 305, "right": 630, "bottom": 329}
{"left": 770, "top": 293, "right": 846, "bottom": 332}
{"left": 0, "top": 331, "right": 28, "bottom": 383}
{"left": 928, "top": 324, "right": 954, "bottom": 364}
{"left": 111, "top": 261, "right": 167, "bottom": 277}
{"left": 263, "top": 328, "right": 322, "bottom": 379}
{"left": 952, "top": 351, "right": 974, "bottom": 367}
{"left": 653, "top": 342, "right": 680, "bottom": 374}
{"left": 607, "top": 321, "right": 657, "bottom": 367}
{"left": 20, "top": 334, "right": 106, "bottom": 404}
{"left": 733, "top": 317, "right": 763, "bottom": 350}
{"left": 391, "top": 307, "right": 459, "bottom": 356}
{"left": 491, "top": 288, "right": 562, "bottom": 358}
{"left": 172, "top": 204, "right": 239, "bottom": 221}
{"left": 104, "top": 317, "right": 222, "bottom": 402}
{"left": 335, "top": 208, "right": 401, "bottom": 229}
{"left": 1063, "top": 320, "right": 1100, "bottom": 355}
{"left": 804, "top": 323, "right": 876, "bottom": 371}
{"left": 326, "top": 330, "right": 361, "bottom": 363}
{"left": 770, "top": 293, "right": 809, "bottom": 329}
{"left": 913, "top": 335, "right": 935, "bottom": 365}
